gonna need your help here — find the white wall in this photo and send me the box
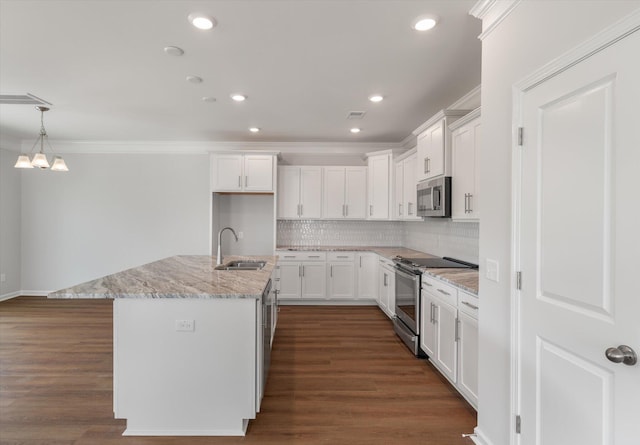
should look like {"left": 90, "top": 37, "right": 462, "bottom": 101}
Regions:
{"left": 20, "top": 153, "right": 211, "bottom": 292}
{"left": 0, "top": 147, "right": 22, "bottom": 298}
{"left": 477, "top": 2, "right": 640, "bottom": 444}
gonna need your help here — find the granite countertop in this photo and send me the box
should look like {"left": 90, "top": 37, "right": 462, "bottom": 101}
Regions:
{"left": 276, "top": 245, "right": 478, "bottom": 295}
{"left": 48, "top": 255, "right": 277, "bottom": 299}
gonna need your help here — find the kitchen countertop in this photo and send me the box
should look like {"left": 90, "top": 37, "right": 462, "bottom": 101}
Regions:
{"left": 276, "top": 245, "right": 478, "bottom": 295}
{"left": 48, "top": 255, "right": 277, "bottom": 299}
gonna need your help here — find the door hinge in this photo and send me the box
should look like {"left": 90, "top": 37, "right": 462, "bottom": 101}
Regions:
{"left": 516, "top": 271, "right": 522, "bottom": 290}
{"left": 517, "top": 127, "right": 524, "bottom": 146}
{"left": 515, "top": 415, "right": 521, "bottom": 434}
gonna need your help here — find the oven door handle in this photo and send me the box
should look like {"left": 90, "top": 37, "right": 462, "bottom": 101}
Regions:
{"left": 394, "top": 265, "right": 420, "bottom": 282}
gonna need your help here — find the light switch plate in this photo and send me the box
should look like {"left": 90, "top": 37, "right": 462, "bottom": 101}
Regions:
{"left": 175, "top": 319, "right": 195, "bottom": 332}
{"left": 486, "top": 259, "right": 499, "bottom": 282}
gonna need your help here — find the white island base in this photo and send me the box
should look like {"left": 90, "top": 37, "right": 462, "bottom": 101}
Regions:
{"left": 113, "top": 298, "right": 262, "bottom": 436}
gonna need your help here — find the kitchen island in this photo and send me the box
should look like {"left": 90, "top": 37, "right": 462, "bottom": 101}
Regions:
{"left": 49, "top": 255, "right": 277, "bottom": 436}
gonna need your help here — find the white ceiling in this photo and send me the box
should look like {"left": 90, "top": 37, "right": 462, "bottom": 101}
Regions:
{"left": 0, "top": 0, "right": 481, "bottom": 145}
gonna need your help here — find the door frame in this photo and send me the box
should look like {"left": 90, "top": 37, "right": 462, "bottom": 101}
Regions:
{"left": 510, "top": 9, "right": 640, "bottom": 445}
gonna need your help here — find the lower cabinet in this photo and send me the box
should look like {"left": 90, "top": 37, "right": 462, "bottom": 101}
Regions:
{"left": 327, "top": 252, "right": 356, "bottom": 299}
{"left": 277, "top": 252, "right": 327, "bottom": 301}
{"left": 356, "top": 252, "right": 378, "bottom": 299}
{"left": 377, "top": 257, "right": 395, "bottom": 318}
{"left": 420, "top": 274, "right": 479, "bottom": 409}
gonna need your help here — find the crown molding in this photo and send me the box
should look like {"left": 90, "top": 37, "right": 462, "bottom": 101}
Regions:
{"left": 449, "top": 107, "right": 481, "bottom": 131}
{"left": 470, "top": 0, "right": 522, "bottom": 41}
{"left": 412, "top": 109, "right": 473, "bottom": 136}
{"left": 448, "top": 85, "right": 481, "bottom": 110}
{"left": 18, "top": 139, "right": 403, "bottom": 155}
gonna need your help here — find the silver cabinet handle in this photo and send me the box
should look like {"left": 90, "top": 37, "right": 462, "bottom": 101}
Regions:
{"left": 342, "top": 204, "right": 345, "bottom": 217}
{"left": 337, "top": 255, "right": 348, "bottom": 259}
{"left": 308, "top": 255, "right": 321, "bottom": 258}
{"left": 426, "top": 157, "right": 431, "bottom": 174}
{"left": 437, "top": 289, "right": 451, "bottom": 296}
{"left": 399, "top": 203, "right": 403, "bottom": 216}
{"left": 359, "top": 256, "right": 362, "bottom": 267}
{"left": 408, "top": 202, "right": 413, "bottom": 215}
{"left": 383, "top": 273, "right": 388, "bottom": 287}
{"left": 238, "top": 175, "right": 242, "bottom": 187}
{"left": 430, "top": 302, "right": 435, "bottom": 323}
{"left": 301, "top": 265, "right": 305, "bottom": 277}
{"left": 467, "top": 193, "right": 473, "bottom": 213}
{"left": 455, "top": 318, "right": 460, "bottom": 342}
{"left": 464, "top": 193, "right": 468, "bottom": 213}
{"left": 461, "top": 301, "right": 478, "bottom": 310}
{"left": 300, "top": 203, "right": 303, "bottom": 216}
{"left": 424, "top": 158, "right": 428, "bottom": 174}
{"left": 330, "top": 265, "right": 333, "bottom": 277}
{"left": 245, "top": 176, "right": 248, "bottom": 187}
{"left": 369, "top": 205, "right": 373, "bottom": 216}
{"left": 284, "top": 255, "right": 296, "bottom": 258}
{"left": 345, "top": 204, "right": 348, "bottom": 217}
{"left": 605, "top": 345, "right": 637, "bottom": 366}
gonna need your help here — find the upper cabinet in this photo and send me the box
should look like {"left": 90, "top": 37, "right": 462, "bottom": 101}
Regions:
{"left": 323, "top": 167, "right": 367, "bottom": 219}
{"left": 394, "top": 150, "right": 420, "bottom": 221}
{"left": 450, "top": 108, "right": 481, "bottom": 221}
{"left": 367, "top": 153, "right": 391, "bottom": 220}
{"left": 211, "top": 153, "right": 275, "bottom": 192}
{"left": 277, "top": 166, "right": 323, "bottom": 219}
{"left": 413, "top": 110, "right": 471, "bottom": 183}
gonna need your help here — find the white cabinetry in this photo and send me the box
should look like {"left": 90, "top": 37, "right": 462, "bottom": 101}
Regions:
{"left": 356, "top": 252, "right": 378, "bottom": 300}
{"left": 393, "top": 151, "right": 420, "bottom": 220}
{"left": 211, "top": 153, "right": 275, "bottom": 192}
{"left": 413, "top": 110, "right": 470, "bottom": 183}
{"left": 327, "top": 252, "right": 356, "bottom": 299}
{"left": 377, "top": 257, "right": 395, "bottom": 318}
{"left": 277, "top": 251, "right": 326, "bottom": 300}
{"left": 277, "top": 166, "right": 323, "bottom": 219}
{"left": 420, "top": 274, "right": 479, "bottom": 409}
{"left": 323, "top": 167, "right": 367, "bottom": 219}
{"left": 450, "top": 108, "right": 481, "bottom": 220}
{"left": 367, "top": 153, "right": 392, "bottom": 219}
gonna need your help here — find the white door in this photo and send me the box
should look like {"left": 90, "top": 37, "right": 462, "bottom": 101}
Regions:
{"left": 244, "top": 155, "right": 273, "bottom": 191}
{"left": 426, "top": 123, "right": 444, "bottom": 179}
{"left": 420, "top": 292, "right": 437, "bottom": 358}
{"left": 517, "top": 29, "right": 640, "bottom": 445}
{"left": 434, "top": 299, "right": 457, "bottom": 383}
{"left": 368, "top": 155, "right": 390, "bottom": 219}
{"left": 457, "top": 310, "right": 478, "bottom": 407}
{"left": 300, "top": 262, "right": 326, "bottom": 299}
{"left": 277, "top": 167, "right": 301, "bottom": 218}
{"left": 402, "top": 153, "right": 419, "bottom": 220}
{"left": 356, "top": 253, "right": 378, "bottom": 300}
{"left": 327, "top": 262, "right": 355, "bottom": 299}
{"left": 323, "top": 167, "right": 346, "bottom": 219}
{"left": 344, "top": 167, "right": 367, "bottom": 219}
{"left": 299, "top": 167, "right": 323, "bottom": 219}
{"left": 277, "top": 263, "right": 301, "bottom": 300}
{"left": 394, "top": 161, "right": 404, "bottom": 219}
{"left": 451, "top": 120, "right": 477, "bottom": 219}
{"left": 212, "top": 154, "right": 243, "bottom": 191}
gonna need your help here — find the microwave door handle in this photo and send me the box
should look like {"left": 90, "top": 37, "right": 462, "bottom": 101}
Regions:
{"left": 430, "top": 188, "right": 435, "bottom": 210}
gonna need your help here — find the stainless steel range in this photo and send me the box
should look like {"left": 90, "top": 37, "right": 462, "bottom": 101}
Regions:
{"left": 392, "top": 255, "right": 477, "bottom": 356}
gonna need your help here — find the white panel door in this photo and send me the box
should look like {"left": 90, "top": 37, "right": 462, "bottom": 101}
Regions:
{"left": 394, "top": 161, "right": 404, "bottom": 219}
{"left": 356, "top": 253, "right": 378, "bottom": 300}
{"left": 300, "top": 262, "right": 326, "bottom": 299}
{"left": 457, "top": 311, "right": 478, "bottom": 407}
{"left": 327, "top": 262, "right": 355, "bottom": 299}
{"left": 426, "top": 123, "right": 444, "bottom": 179}
{"left": 368, "top": 155, "right": 390, "bottom": 219}
{"left": 299, "top": 167, "right": 322, "bottom": 219}
{"left": 451, "top": 121, "right": 477, "bottom": 219}
{"left": 420, "top": 293, "right": 437, "bottom": 358}
{"left": 323, "top": 167, "right": 346, "bottom": 219}
{"left": 344, "top": 167, "right": 367, "bottom": 219}
{"left": 434, "top": 299, "right": 457, "bottom": 383}
{"left": 403, "top": 153, "right": 420, "bottom": 220}
{"left": 518, "top": 30, "right": 640, "bottom": 445}
{"left": 244, "top": 155, "right": 273, "bottom": 191}
{"left": 277, "top": 167, "right": 301, "bottom": 218}
{"left": 277, "top": 263, "right": 301, "bottom": 300}
{"left": 212, "top": 154, "right": 243, "bottom": 191}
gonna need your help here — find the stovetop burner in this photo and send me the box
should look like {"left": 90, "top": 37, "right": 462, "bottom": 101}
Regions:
{"left": 393, "top": 256, "right": 478, "bottom": 270}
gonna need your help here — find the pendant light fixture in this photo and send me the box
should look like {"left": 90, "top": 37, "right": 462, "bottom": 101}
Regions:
{"left": 14, "top": 106, "right": 68, "bottom": 171}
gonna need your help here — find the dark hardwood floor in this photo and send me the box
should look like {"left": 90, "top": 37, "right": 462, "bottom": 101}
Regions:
{"left": 0, "top": 297, "right": 476, "bottom": 444}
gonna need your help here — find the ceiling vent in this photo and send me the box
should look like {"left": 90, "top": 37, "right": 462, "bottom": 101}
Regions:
{"left": 0, "top": 93, "right": 52, "bottom": 106}
{"left": 347, "top": 111, "right": 366, "bottom": 120}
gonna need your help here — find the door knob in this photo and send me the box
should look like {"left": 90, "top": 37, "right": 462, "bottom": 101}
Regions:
{"left": 605, "top": 345, "right": 637, "bottom": 366}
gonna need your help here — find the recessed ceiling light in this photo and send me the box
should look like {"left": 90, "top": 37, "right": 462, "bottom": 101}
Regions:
{"left": 186, "top": 76, "right": 203, "bottom": 84}
{"left": 188, "top": 13, "right": 217, "bottom": 30}
{"left": 249, "top": 127, "right": 260, "bottom": 133}
{"left": 202, "top": 96, "right": 216, "bottom": 102}
{"left": 350, "top": 128, "right": 361, "bottom": 134}
{"left": 164, "top": 46, "right": 184, "bottom": 56}
{"left": 413, "top": 16, "right": 438, "bottom": 31}
{"left": 231, "top": 94, "right": 246, "bottom": 102}
{"left": 369, "top": 94, "right": 384, "bottom": 103}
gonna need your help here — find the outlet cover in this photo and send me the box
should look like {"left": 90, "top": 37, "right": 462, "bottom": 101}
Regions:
{"left": 486, "top": 259, "right": 499, "bottom": 282}
{"left": 175, "top": 319, "right": 195, "bottom": 332}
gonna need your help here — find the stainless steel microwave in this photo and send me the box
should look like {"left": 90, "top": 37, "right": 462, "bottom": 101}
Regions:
{"left": 417, "top": 176, "right": 451, "bottom": 218}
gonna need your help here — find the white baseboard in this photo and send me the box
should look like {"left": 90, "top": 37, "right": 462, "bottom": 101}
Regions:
{"left": 471, "top": 427, "right": 496, "bottom": 445}
{"left": 0, "top": 291, "right": 21, "bottom": 302}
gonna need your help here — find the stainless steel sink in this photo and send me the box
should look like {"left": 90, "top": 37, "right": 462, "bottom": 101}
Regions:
{"left": 215, "top": 260, "right": 266, "bottom": 271}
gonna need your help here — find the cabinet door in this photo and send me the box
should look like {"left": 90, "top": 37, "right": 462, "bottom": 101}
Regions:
{"left": 244, "top": 155, "right": 273, "bottom": 191}
{"left": 451, "top": 117, "right": 480, "bottom": 220}
{"left": 394, "top": 161, "right": 404, "bottom": 219}
{"left": 212, "top": 154, "right": 243, "bottom": 191}
{"left": 426, "top": 123, "right": 445, "bottom": 179}
{"left": 403, "top": 153, "right": 420, "bottom": 220}
{"left": 457, "top": 311, "right": 478, "bottom": 408}
{"left": 416, "top": 132, "right": 429, "bottom": 183}
{"left": 299, "top": 167, "right": 323, "bottom": 218}
{"left": 323, "top": 167, "right": 346, "bottom": 219}
{"left": 386, "top": 266, "right": 395, "bottom": 317}
{"left": 278, "top": 167, "right": 301, "bottom": 218}
{"left": 420, "top": 293, "right": 437, "bottom": 357}
{"left": 356, "top": 253, "right": 378, "bottom": 300}
{"left": 377, "top": 265, "right": 390, "bottom": 313}
{"left": 344, "top": 167, "right": 367, "bottom": 219}
{"left": 277, "top": 263, "right": 302, "bottom": 299}
{"left": 434, "top": 300, "right": 458, "bottom": 383}
{"left": 301, "top": 262, "right": 326, "bottom": 299}
{"left": 327, "top": 262, "right": 355, "bottom": 299}
{"left": 367, "top": 155, "right": 390, "bottom": 219}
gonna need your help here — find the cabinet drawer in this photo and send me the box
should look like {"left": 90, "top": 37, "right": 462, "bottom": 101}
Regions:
{"left": 458, "top": 290, "right": 479, "bottom": 319}
{"left": 277, "top": 251, "right": 304, "bottom": 261}
{"left": 276, "top": 251, "right": 327, "bottom": 261}
{"left": 422, "top": 275, "right": 457, "bottom": 306}
{"left": 327, "top": 252, "right": 355, "bottom": 262}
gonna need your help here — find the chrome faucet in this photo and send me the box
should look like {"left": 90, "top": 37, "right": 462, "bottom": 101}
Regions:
{"left": 216, "top": 227, "right": 239, "bottom": 265}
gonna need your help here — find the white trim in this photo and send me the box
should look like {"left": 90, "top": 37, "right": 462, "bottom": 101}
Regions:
{"left": 510, "top": 9, "right": 640, "bottom": 445}
{"left": 514, "top": 7, "right": 640, "bottom": 92}
{"left": 448, "top": 85, "right": 481, "bottom": 110}
{"left": 470, "top": 0, "right": 522, "bottom": 41}
{"left": 19, "top": 139, "right": 402, "bottom": 155}
{"left": 449, "top": 107, "right": 481, "bottom": 131}
{"left": 20, "top": 290, "right": 53, "bottom": 297}
{"left": 0, "top": 291, "right": 21, "bottom": 302}
{"left": 412, "top": 109, "right": 473, "bottom": 136}
{"left": 471, "top": 427, "right": 497, "bottom": 445}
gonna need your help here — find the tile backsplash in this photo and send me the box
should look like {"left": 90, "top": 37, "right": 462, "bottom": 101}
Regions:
{"left": 277, "top": 219, "right": 479, "bottom": 263}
